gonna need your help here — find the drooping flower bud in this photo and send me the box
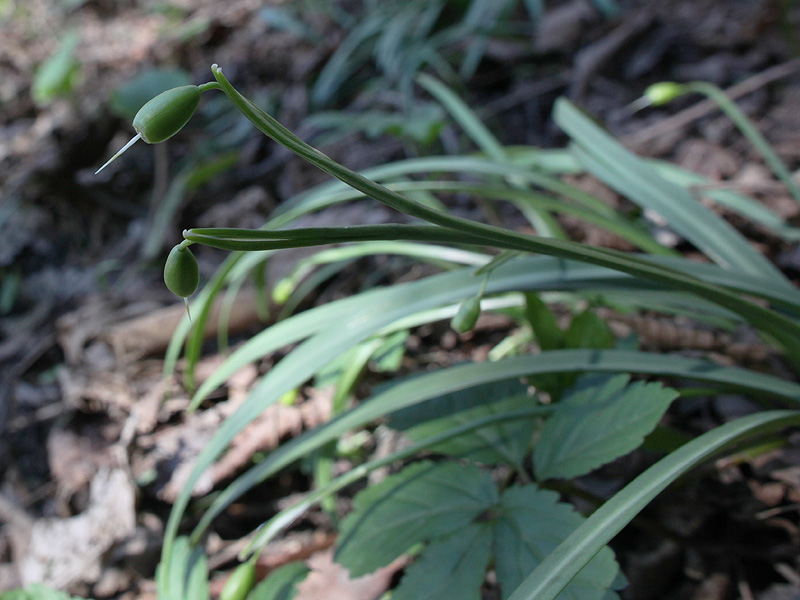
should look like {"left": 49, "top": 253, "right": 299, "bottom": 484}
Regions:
{"left": 133, "top": 85, "right": 201, "bottom": 144}
{"left": 451, "top": 296, "right": 481, "bottom": 334}
{"left": 163, "top": 243, "right": 199, "bottom": 298}
{"left": 95, "top": 85, "right": 201, "bottom": 174}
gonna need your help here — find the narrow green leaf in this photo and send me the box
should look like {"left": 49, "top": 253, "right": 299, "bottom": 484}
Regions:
{"left": 417, "top": 73, "right": 506, "bottom": 159}
{"left": 651, "top": 161, "right": 800, "bottom": 243}
{"left": 556, "top": 98, "right": 790, "bottom": 287}
{"left": 534, "top": 375, "right": 679, "bottom": 480}
{"left": 371, "top": 329, "right": 410, "bottom": 373}
{"left": 184, "top": 550, "right": 210, "bottom": 600}
{"left": 335, "top": 461, "right": 498, "bottom": 576}
{"left": 683, "top": 81, "right": 800, "bottom": 208}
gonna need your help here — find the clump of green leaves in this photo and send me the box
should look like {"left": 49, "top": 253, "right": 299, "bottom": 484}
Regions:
{"left": 336, "top": 461, "right": 624, "bottom": 600}
{"left": 97, "top": 62, "right": 800, "bottom": 600}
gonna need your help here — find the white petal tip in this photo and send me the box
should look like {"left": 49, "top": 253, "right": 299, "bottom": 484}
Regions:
{"left": 94, "top": 132, "right": 142, "bottom": 175}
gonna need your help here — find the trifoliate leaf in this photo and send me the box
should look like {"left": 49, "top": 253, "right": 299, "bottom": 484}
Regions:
{"left": 563, "top": 309, "right": 615, "bottom": 350}
{"left": 494, "top": 485, "right": 621, "bottom": 600}
{"left": 534, "top": 374, "right": 678, "bottom": 480}
{"left": 335, "top": 461, "right": 497, "bottom": 576}
{"left": 392, "top": 524, "right": 493, "bottom": 600}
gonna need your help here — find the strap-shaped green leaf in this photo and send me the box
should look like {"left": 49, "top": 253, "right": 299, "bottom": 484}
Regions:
{"left": 556, "top": 99, "right": 790, "bottom": 287}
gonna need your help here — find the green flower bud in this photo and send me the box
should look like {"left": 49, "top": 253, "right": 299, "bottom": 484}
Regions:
{"left": 95, "top": 85, "right": 201, "bottom": 174}
{"left": 220, "top": 561, "right": 256, "bottom": 600}
{"left": 133, "top": 85, "right": 201, "bottom": 144}
{"left": 451, "top": 296, "right": 481, "bottom": 334}
{"left": 164, "top": 243, "right": 199, "bottom": 298}
{"left": 644, "top": 82, "right": 685, "bottom": 106}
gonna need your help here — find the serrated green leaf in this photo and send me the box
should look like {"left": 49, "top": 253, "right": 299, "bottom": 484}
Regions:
{"left": 335, "top": 461, "right": 497, "bottom": 576}
{"left": 390, "top": 378, "right": 529, "bottom": 430}
{"left": 392, "top": 524, "right": 494, "bottom": 600}
{"left": 370, "top": 330, "right": 410, "bottom": 373}
{"left": 404, "top": 392, "right": 536, "bottom": 466}
{"left": 494, "top": 485, "right": 620, "bottom": 600}
{"left": 524, "top": 293, "right": 563, "bottom": 351}
{"left": 534, "top": 375, "right": 678, "bottom": 480}
{"left": 509, "top": 411, "right": 800, "bottom": 600}
{"left": 250, "top": 561, "right": 309, "bottom": 600}
{"left": 563, "top": 310, "right": 615, "bottom": 350}
{"left": 531, "top": 308, "right": 616, "bottom": 397}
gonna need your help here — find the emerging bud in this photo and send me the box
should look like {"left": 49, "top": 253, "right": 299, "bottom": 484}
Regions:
{"left": 220, "top": 561, "right": 256, "bottom": 600}
{"left": 272, "top": 277, "right": 295, "bottom": 305}
{"left": 643, "top": 82, "right": 685, "bottom": 106}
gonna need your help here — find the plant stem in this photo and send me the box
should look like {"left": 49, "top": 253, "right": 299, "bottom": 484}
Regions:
{"left": 209, "top": 64, "right": 800, "bottom": 358}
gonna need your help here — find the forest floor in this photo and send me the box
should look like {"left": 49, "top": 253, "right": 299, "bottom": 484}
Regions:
{"left": 1, "top": 0, "right": 800, "bottom": 599}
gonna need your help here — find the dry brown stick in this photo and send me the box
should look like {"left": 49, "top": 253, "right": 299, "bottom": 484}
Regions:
{"left": 622, "top": 57, "right": 800, "bottom": 151}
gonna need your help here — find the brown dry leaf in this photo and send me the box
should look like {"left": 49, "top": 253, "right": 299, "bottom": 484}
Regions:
{"left": 14, "top": 468, "right": 136, "bottom": 589}
{"left": 140, "top": 388, "right": 332, "bottom": 503}
{"left": 771, "top": 467, "right": 800, "bottom": 503}
{"left": 47, "top": 427, "right": 114, "bottom": 503}
{"left": 294, "top": 549, "right": 405, "bottom": 600}
{"left": 210, "top": 388, "right": 332, "bottom": 487}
